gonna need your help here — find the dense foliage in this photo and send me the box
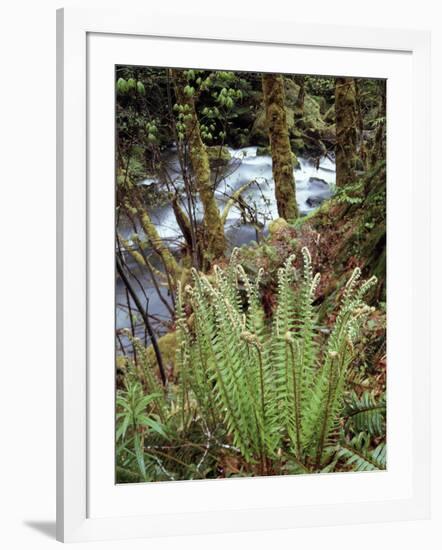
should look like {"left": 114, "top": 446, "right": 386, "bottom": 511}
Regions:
{"left": 115, "top": 66, "right": 387, "bottom": 483}
{"left": 116, "top": 249, "right": 385, "bottom": 481}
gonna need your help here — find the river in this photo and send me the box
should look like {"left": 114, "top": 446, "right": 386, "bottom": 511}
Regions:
{"left": 116, "top": 145, "right": 335, "bottom": 348}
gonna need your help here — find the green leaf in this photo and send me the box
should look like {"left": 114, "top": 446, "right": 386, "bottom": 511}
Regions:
{"left": 139, "top": 417, "right": 168, "bottom": 438}
{"left": 116, "top": 78, "right": 128, "bottom": 95}
{"left": 338, "top": 434, "right": 386, "bottom": 471}
{"left": 344, "top": 391, "right": 386, "bottom": 436}
{"left": 136, "top": 81, "right": 145, "bottom": 95}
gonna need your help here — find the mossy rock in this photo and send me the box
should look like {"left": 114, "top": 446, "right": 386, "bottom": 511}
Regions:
{"left": 303, "top": 94, "right": 327, "bottom": 131}
{"left": 283, "top": 78, "right": 301, "bottom": 107}
{"left": 251, "top": 104, "right": 299, "bottom": 146}
{"left": 311, "top": 94, "right": 328, "bottom": 114}
{"left": 290, "top": 138, "right": 305, "bottom": 154}
{"left": 116, "top": 354, "right": 128, "bottom": 371}
{"left": 145, "top": 332, "right": 177, "bottom": 372}
{"left": 256, "top": 145, "right": 271, "bottom": 156}
{"left": 250, "top": 109, "right": 270, "bottom": 146}
{"left": 323, "top": 105, "right": 335, "bottom": 124}
{"left": 250, "top": 82, "right": 296, "bottom": 141}
{"left": 250, "top": 76, "right": 328, "bottom": 152}
{"left": 206, "top": 145, "right": 231, "bottom": 168}
{"left": 268, "top": 217, "right": 289, "bottom": 235}
{"left": 291, "top": 152, "right": 300, "bottom": 169}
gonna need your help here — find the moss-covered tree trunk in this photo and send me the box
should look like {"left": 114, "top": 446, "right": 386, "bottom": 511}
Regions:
{"left": 370, "top": 80, "right": 387, "bottom": 167}
{"left": 172, "top": 70, "right": 226, "bottom": 261}
{"left": 335, "top": 77, "right": 359, "bottom": 187}
{"left": 262, "top": 74, "right": 298, "bottom": 221}
{"left": 125, "top": 197, "right": 180, "bottom": 283}
{"left": 172, "top": 194, "right": 193, "bottom": 250}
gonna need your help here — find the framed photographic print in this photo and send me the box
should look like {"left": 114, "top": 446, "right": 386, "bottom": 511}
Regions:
{"left": 56, "top": 7, "right": 431, "bottom": 543}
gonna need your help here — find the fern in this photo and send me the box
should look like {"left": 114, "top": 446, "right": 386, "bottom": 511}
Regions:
{"left": 299, "top": 267, "right": 377, "bottom": 467}
{"left": 174, "top": 247, "right": 379, "bottom": 473}
{"left": 344, "top": 390, "right": 386, "bottom": 437}
{"left": 271, "top": 254, "right": 300, "bottom": 455}
{"left": 338, "top": 433, "right": 386, "bottom": 471}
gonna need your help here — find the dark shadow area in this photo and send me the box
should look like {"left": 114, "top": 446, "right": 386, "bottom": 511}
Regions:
{"left": 24, "top": 520, "right": 56, "bottom": 539}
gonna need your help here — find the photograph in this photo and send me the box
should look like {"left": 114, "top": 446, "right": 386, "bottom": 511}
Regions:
{"left": 0, "top": 0, "right": 434, "bottom": 545}
{"left": 115, "top": 66, "right": 387, "bottom": 483}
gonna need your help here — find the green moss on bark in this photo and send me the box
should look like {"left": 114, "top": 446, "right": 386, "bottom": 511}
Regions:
{"left": 128, "top": 198, "right": 179, "bottom": 282}
{"left": 145, "top": 332, "right": 177, "bottom": 374}
{"left": 262, "top": 74, "right": 298, "bottom": 221}
{"left": 335, "top": 77, "right": 359, "bottom": 187}
{"left": 206, "top": 145, "right": 231, "bottom": 168}
{"left": 173, "top": 70, "right": 226, "bottom": 261}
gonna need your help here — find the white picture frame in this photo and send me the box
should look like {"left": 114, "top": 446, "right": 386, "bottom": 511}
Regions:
{"left": 56, "top": 7, "right": 431, "bottom": 543}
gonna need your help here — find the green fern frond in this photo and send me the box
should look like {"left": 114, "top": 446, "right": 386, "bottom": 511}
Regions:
{"left": 172, "top": 249, "right": 381, "bottom": 473}
{"left": 338, "top": 433, "right": 386, "bottom": 471}
{"left": 300, "top": 268, "right": 378, "bottom": 468}
{"left": 344, "top": 391, "right": 386, "bottom": 437}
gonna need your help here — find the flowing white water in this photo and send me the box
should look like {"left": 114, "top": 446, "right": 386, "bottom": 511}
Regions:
{"left": 116, "top": 146, "right": 335, "bottom": 341}
{"left": 134, "top": 145, "right": 335, "bottom": 248}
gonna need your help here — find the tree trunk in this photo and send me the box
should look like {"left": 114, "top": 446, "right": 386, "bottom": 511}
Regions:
{"left": 335, "top": 77, "right": 359, "bottom": 187}
{"left": 124, "top": 196, "right": 179, "bottom": 284}
{"left": 370, "top": 80, "right": 387, "bottom": 167}
{"left": 172, "top": 194, "right": 193, "bottom": 250}
{"left": 172, "top": 70, "right": 226, "bottom": 261}
{"left": 262, "top": 74, "right": 298, "bottom": 221}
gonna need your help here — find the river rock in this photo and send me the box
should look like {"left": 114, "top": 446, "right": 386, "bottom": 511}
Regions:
{"left": 305, "top": 177, "right": 332, "bottom": 208}
{"left": 306, "top": 195, "right": 328, "bottom": 208}
{"left": 308, "top": 176, "right": 329, "bottom": 190}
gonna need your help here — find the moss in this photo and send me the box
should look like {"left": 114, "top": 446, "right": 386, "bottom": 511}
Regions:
{"left": 294, "top": 76, "right": 305, "bottom": 120}
{"left": 206, "top": 145, "right": 231, "bottom": 168}
{"left": 303, "top": 96, "right": 325, "bottom": 128}
{"left": 173, "top": 70, "right": 226, "bottom": 260}
{"left": 298, "top": 161, "right": 386, "bottom": 300}
{"left": 323, "top": 105, "right": 335, "bottom": 124}
{"left": 311, "top": 94, "right": 327, "bottom": 113}
{"left": 291, "top": 151, "right": 300, "bottom": 169}
{"left": 172, "top": 195, "right": 193, "bottom": 248}
{"left": 285, "top": 78, "right": 326, "bottom": 131}
{"left": 370, "top": 81, "right": 386, "bottom": 167}
{"left": 292, "top": 199, "right": 333, "bottom": 230}
{"left": 251, "top": 76, "right": 333, "bottom": 158}
{"left": 116, "top": 354, "right": 128, "bottom": 375}
{"left": 250, "top": 109, "right": 270, "bottom": 145}
{"left": 335, "top": 77, "right": 359, "bottom": 187}
{"left": 134, "top": 200, "right": 180, "bottom": 281}
{"left": 283, "top": 78, "right": 300, "bottom": 106}
{"left": 290, "top": 138, "right": 305, "bottom": 154}
{"left": 268, "top": 217, "right": 289, "bottom": 235}
{"left": 256, "top": 145, "right": 271, "bottom": 156}
{"left": 145, "top": 332, "right": 177, "bottom": 373}
{"left": 262, "top": 74, "right": 298, "bottom": 221}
